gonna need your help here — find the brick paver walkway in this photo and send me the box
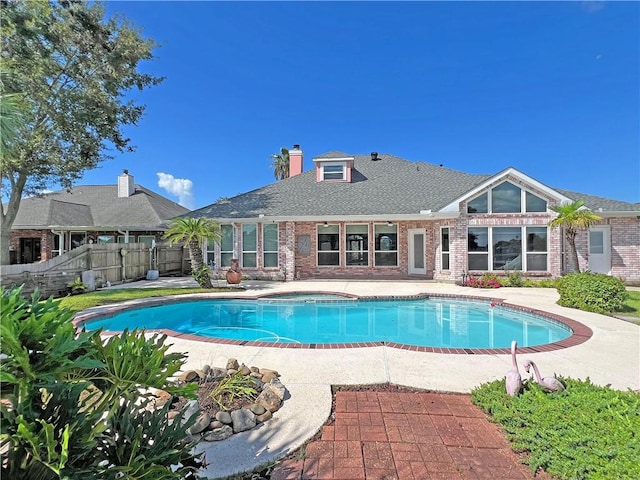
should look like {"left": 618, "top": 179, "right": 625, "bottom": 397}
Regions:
{"left": 271, "top": 390, "right": 551, "bottom": 480}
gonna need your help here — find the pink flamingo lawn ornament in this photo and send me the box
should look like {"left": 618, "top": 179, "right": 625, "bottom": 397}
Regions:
{"left": 505, "top": 340, "right": 522, "bottom": 396}
{"left": 523, "top": 359, "right": 565, "bottom": 392}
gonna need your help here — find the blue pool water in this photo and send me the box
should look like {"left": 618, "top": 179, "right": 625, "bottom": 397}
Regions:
{"left": 84, "top": 296, "right": 572, "bottom": 349}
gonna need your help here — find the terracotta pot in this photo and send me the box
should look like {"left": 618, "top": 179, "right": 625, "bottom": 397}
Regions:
{"left": 226, "top": 270, "right": 242, "bottom": 284}
{"left": 226, "top": 259, "right": 242, "bottom": 284}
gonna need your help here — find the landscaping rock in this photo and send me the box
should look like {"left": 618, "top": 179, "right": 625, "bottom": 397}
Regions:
{"left": 256, "top": 387, "right": 282, "bottom": 413}
{"left": 256, "top": 410, "right": 272, "bottom": 423}
{"left": 215, "top": 411, "right": 232, "bottom": 424}
{"left": 203, "top": 425, "right": 233, "bottom": 441}
{"left": 178, "top": 370, "right": 199, "bottom": 383}
{"left": 170, "top": 360, "right": 286, "bottom": 444}
{"left": 210, "top": 420, "right": 224, "bottom": 429}
{"left": 266, "top": 379, "right": 286, "bottom": 400}
{"left": 250, "top": 403, "right": 266, "bottom": 415}
{"left": 207, "top": 367, "right": 227, "bottom": 380}
{"left": 231, "top": 408, "right": 256, "bottom": 433}
{"left": 149, "top": 388, "right": 173, "bottom": 409}
{"left": 189, "top": 412, "right": 211, "bottom": 435}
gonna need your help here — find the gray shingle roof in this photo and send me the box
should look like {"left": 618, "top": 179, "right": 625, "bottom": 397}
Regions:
{"left": 189, "top": 153, "right": 490, "bottom": 219}
{"left": 12, "top": 185, "right": 190, "bottom": 230}
{"left": 555, "top": 189, "right": 640, "bottom": 212}
{"left": 189, "top": 152, "right": 638, "bottom": 219}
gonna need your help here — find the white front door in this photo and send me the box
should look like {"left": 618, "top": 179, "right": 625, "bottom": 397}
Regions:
{"left": 588, "top": 226, "right": 610, "bottom": 274}
{"left": 408, "top": 229, "right": 426, "bottom": 275}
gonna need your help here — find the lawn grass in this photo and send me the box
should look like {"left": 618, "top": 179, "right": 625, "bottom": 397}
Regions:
{"left": 472, "top": 378, "right": 640, "bottom": 479}
{"left": 618, "top": 290, "right": 640, "bottom": 319}
{"left": 56, "top": 287, "right": 238, "bottom": 313}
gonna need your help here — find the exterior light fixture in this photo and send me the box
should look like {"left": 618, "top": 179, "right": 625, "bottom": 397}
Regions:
{"left": 386, "top": 221, "right": 394, "bottom": 226}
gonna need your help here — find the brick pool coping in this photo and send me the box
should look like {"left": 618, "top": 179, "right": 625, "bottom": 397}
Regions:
{"left": 74, "top": 291, "right": 593, "bottom": 355}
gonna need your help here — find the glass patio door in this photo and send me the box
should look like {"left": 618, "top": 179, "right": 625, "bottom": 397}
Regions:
{"left": 408, "top": 229, "right": 426, "bottom": 275}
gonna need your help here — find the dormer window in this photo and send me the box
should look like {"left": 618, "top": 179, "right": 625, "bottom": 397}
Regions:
{"left": 322, "top": 163, "right": 346, "bottom": 181}
{"left": 313, "top": 154, "right": 354, "bottom": 182}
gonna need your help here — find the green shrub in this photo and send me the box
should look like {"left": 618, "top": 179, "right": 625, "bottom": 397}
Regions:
{"left": 505, "top": 271, "right": 524, "bottom": 287}
{"left": 66, "top": 277, "right": 88, "bottom": 295}
{"left": 556, "top": 272, "right": 628, "bottom": 313}
{"left": 0, "top": 286, "right": 203, "bottom": 480}
{"left": 472, "top": 378, "right": 640, "bottom": 479}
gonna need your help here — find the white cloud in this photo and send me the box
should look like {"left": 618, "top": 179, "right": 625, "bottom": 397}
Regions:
{"left": 157, "top": 172, "right": 195, "bottom": 209}
{"left": 581, "top": 1, "right": 605, "bottom": 13}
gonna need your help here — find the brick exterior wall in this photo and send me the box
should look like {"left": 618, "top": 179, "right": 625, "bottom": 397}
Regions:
{"left": 213, "top": 213, "right": 640, "bottom": 284}
{"left": 609, "top": 217, "right": 640, "bottom": 281}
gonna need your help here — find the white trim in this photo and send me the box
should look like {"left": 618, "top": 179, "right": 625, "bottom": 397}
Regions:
{"left": 440, "top": 167, "right": 573, "bottom": 212}
{"left": 312, "top": 156, "right": 355, "bottom": 163}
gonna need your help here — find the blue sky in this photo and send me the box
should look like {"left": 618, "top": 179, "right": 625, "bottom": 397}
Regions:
{"left": 77, "top": 1, "right": 639, "bottom": 209}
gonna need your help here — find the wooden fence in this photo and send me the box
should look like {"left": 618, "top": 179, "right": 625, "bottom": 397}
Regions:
{"left": 0, "top": 243, "right": 186, "bottom": 298}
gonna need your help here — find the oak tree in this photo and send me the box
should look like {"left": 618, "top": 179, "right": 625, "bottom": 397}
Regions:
{"left": 0, "top": 0, "right": 163, "bottom": 264}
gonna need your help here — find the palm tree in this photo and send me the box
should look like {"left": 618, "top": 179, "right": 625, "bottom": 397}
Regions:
{"left": 270, "top": 147, "right": 290, "bottom": 180}
{"left": 549, "top": 200, "right": 601, "bottom": 273}
{"left": 163, "top": 217, "right": 221, "bottom": 288}
{"left": 0, "top": 68, "right": 25, "bottom": 155}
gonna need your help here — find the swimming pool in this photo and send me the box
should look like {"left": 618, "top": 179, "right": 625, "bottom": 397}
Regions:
{"left": 82, "top": 295, "right": 572, "bottom": 349}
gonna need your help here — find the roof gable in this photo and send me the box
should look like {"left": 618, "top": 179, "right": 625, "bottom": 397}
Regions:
{"left": 440, "top": 167, "right": 572, "bottom": 212}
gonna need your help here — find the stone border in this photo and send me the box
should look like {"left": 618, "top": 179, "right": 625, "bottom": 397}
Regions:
{"left": 74, "top": 291, "right": 593, "bottom": 354}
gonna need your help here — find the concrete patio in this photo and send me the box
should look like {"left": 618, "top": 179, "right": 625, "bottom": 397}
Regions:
{"left": 86, "top": 277, "right": 639, "bottom": 478}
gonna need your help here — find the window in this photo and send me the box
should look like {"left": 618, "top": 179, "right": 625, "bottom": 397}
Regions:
{"left": 241, "top": 224, "right": 257, "bottom": 268}
{"left": 468, "top": 227, "right": 488, "bottom": 270}
{"left": 345, "top": 224, "right": 368, "bottom": 266}
{"left": 526, "top": 192, "right": 547, "bottom": 212}
{"left": 220, "top": 224, "right": 234, "bottom": 268}
{"left": 97, "top": 235, "right": 115, "bottom": 244}
{"left": 206, "top": 238, "right": 216, "bottom": 268}
{"left": 263, "top": 224, "right": 279, "bottom": 268}
{"left": 70, "top": 232, "right": 86, "bottom": 249}
{"left": 138, "top": 235, "right": 155, "bottom": 248}
{"left": 317, "top": 224, "right": 340, "bottom": 266}
{"left": 526, "top": 227, "right": 547, "bottom": 271}
{"left": 493, "top": 227, "right": 521, "bottom": 270}
{"left": 441, "top": 227, "right": 450, "bottom": 270}
{"left": 492, "top": 182, "right": 521, "bottom": 213}
{"left": 117, "top": 235, "right": 132, "bottom": 243}
{"left": 468, "top": 226, "right": 548, "bottom": 272}
{"left": 53, "top": 233, "right": 64, "bottom": 257}
{"left": 322, "top": 163, "right": 346, "bottom": 181}
{"left": 374, "top": 224, "right": 397, "bottom": 266}
{"left": 468, "top": 181, "right": 547, "bottom": 214}
{"left": 467, "top": 193, "right": 488, "bottom": 214}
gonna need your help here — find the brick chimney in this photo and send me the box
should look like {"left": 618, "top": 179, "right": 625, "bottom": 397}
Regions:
{"left": 289, "top": 144, "right": 303, "bottom": 177}
{"left": 118, "top": 169, "right": 135, "bottom": 197}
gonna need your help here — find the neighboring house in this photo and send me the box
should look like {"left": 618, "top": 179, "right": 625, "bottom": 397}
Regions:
{"left": 187, "top": 146, "right": 640, "bottom": 283}
{"left": 8, "top": 171, "right": 189, "bottom": 264}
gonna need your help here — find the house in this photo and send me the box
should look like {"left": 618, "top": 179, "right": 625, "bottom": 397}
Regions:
{"left": 8, "top": 170, "right": 189, "bottom": 264}
{"left": 187, "top": 146, "right": 640, "bottom": 283}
